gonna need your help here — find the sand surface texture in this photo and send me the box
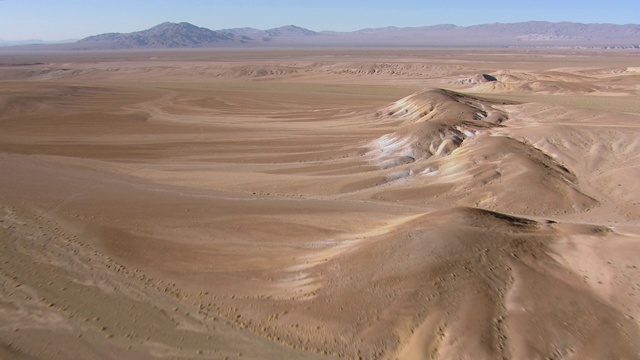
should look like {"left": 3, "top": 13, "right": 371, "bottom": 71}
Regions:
{"left": 1, "top": 49, "right": 640, "bottom": 359}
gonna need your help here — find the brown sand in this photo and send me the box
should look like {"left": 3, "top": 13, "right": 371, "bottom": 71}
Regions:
{"left": 1, "top": 48, "right": 640, "bottom": 359}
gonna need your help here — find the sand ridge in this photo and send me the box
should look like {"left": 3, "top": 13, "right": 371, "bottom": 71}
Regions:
{"left": 1, "top": 48, "right": 640, "bottom": 359}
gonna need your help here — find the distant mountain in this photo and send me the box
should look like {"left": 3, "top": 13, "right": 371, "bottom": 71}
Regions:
{"left": 341, "top": 21, "right": 640, "bottom": 47}
{"left": 0, "top": 39, "right": 77, "bottom": 47}
{"left": 75, "top": 22, "right": 238, "bottom": 49}
{"left": 6, "top": 21, "right": 640, "bottom": 50}
{"left": 266, "top": 25, "right": 318, "bottom": 37}
{"left": 72, "top": 23, "right": 322, "bottom": 50}
{"left": 465, "top": 21, "right": 640, "bottom": 43}
{"left": 220, "top": 25, "right": 318, "bottom": 43}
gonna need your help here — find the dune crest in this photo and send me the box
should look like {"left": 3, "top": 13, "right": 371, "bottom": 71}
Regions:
{"left": 364, "top": 89, "right": 596, "bottom": 216}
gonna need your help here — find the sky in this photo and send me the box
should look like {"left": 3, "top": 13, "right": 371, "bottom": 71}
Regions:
{"left": 1, "top": 0, "right": 639, "bottom": 41}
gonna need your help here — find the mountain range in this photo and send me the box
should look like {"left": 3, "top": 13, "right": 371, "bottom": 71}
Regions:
{"left": 6, "top": 21, "right": 640, "bottom": 50}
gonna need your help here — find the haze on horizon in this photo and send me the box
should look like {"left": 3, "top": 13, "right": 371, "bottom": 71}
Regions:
{"left": 1, "top": 0, "right": 639, "bottom": 41}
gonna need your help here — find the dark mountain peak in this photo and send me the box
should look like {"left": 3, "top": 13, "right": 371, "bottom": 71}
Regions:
{"left": 147, "top": 22, "right": 203, "bottom": 32}
{"left": 266, "top": 25, "right": 318, "bottom": 37}
{"left": 78, "top": 21, "right": 235, "bottom": 49}
{"left": 138, "top": 22, "right": 219, "bottom": 37}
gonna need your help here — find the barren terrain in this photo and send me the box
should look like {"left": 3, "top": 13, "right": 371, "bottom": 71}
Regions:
{"left": 1, "top": 48, "right": 640, "bottom": 359}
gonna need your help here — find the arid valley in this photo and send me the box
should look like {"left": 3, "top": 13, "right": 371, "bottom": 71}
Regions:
{"left": 1, "top": 48, "right": 640, "bottom": 359}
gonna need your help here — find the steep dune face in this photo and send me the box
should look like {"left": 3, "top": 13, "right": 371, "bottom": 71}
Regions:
{"left": 302, "top": 207, "right": 546, "bottom": 358}
{"left": 251, "top": 207, "right": 640, "bottom": 359}
{"left": 367, "top": 89, "right": 504, "bottom": 175}
{"left": 364, "top": 89, "right": 596, "bottom": 215}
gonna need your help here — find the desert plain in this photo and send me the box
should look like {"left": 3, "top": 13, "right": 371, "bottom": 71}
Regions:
{"left": 1, "top": 48, "right": 640, "bottom": 359}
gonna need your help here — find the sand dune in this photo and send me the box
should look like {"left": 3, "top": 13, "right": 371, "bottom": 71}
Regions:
{"left": 453, "top": 70, "right": 620, "bottom": 94}
{"left": 1, "top": 49, "right": 640, "bottom": 359}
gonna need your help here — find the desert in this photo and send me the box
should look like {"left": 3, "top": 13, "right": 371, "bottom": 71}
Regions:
{"left": 1, "top": 47, "right": 640, "bottom": 359}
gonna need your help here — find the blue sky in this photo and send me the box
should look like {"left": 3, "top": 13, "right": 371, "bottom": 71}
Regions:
{"left": 1, "top": 0, "right": 639, "bottom": 41}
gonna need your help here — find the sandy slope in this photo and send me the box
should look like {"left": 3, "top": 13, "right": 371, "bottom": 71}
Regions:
{"left": 1, "top": 49, "right": 640, "bottom": 359}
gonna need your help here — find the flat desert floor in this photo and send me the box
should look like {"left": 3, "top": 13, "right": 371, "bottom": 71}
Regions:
{"left": 1, "top": 48, "right": 640, "bottom": 359}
